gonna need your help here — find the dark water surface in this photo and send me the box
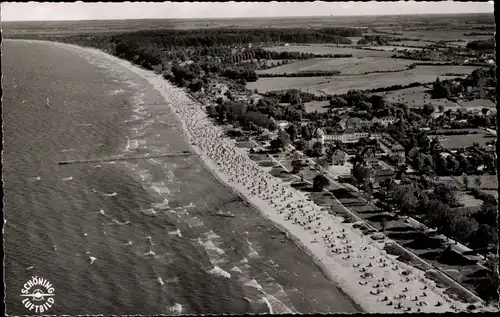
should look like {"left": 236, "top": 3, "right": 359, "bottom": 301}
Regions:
{"left": 3, "top": 40, "right": 360, "bottom": 315}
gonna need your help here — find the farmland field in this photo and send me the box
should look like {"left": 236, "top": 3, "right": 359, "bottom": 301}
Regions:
{"left": 264, "top": 44, "right": 395, "bottom": 58}
{"left": 457, "top": 98, "right": 497, "bottom": 110}
{"left": 427, "top": 133, "right": 496, "bottom": 149}
{"left": 249, "top": 65, "right": 479, "bottom": 95}
{"left": 257, "top": 57, "right": 413, "bottom": 75}
{"left": 380, "top": 86, "right": 461, "bottom": 109}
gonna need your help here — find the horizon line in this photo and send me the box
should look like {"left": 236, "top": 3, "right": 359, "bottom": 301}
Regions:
{"left": 2, "top": 11, "right": 494, "bottom": 23}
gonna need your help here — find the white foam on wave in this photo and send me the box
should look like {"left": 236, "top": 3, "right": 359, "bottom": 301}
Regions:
{"left": 103, "top": 192, "right": 117, "bottom": 197}
{"left": 78, "top": 123, "right": 93, "bottom": 127}
{"left": 93, "top": 165, "right": 102, "bottom": 168}
{"left": 140, "top": 208, "right": 158, "bottom": 216}
{"left": 125, "top": 137, "right": 140, "bottom": 152}
{"left": 143, "top": 250, "right": 156, "bottom": 256}
{"left": 157, "top": 277, "right": 164, "bottom": 285}
{"left": 98, "top": 209, "right": 106, "bottom": 215}
{"left": 151, "top": 181, "right": 171, "bottom": 195}
{"left": 109, "top": 88, "right": 125, "bottom": 96}
{"left": 203, "top": 230, "right": 220, "bottom": 240}
{"left": 113, "top": 219, "right": 130, "bottom": 225}
{"left": 168, "top": 228, "right": 182, "bottom": 237}
{"left": 198, "top": 239, "right": 225, "bottom": 255}
{"left": 60, "top": 149, "right": 74, "bottom": 153}
{"left": 31, "top": 176, "right": 42, "bottom": 181}
{"left": 123, "top": 240, "right": 133, "bottom": 245}
{"left": 230, "top": 266, "right": 243, "bottom": 273}
{"left": 244, "top": 279, "right": 263, "bottom": 291}
{"left": 259, "top": 297, "right": 274, "bottom": 314}
{"left": 89, "top": 256, "right": 97, "bottom": 265}
{"left": 26, "top": 266, "right": 34, "bottom": 270}
{"left": 62, "top": 176, "right": 73, "bottom": 181}
{"left": 152, "top": 199, "right": 170, "bottom": 210}
{"left": 166, "top": 303, "right": 183, "bottom": 314}
{"left": 138, "top": 169, "right": 152, "bottom": 181}
{"left": 208, "top": 266, "right": 231, "bottom": 279}
{"left": 241, "top": 258, "right": 249, "bottom": 263}
{"left": 248, "top": 246, "right": 259, "bottom": 259}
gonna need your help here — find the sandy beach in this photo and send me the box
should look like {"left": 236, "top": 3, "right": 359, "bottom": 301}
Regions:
{"left": 42, "top": 40, "right": 487, "bottom": 313}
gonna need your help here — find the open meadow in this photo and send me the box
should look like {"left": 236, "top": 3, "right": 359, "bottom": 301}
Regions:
{"left": 379, "top": 86, "right": 461, "bottom": 109}
{"left": 248, "top": 65, "right": 479, "bottom": 95}
{"left": 257, "top": 57, "right": 413, "bottom": 75}
{"left": 264, "top": 45, "right": 394, "bottom": 58}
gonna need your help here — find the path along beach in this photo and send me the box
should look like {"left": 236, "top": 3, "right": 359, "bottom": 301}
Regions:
{"left": 40, "top": 40, "right": 485, "bottom": 313}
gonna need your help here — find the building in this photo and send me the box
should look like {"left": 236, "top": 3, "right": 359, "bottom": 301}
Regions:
{"left": 372, "top": 116, "right": 397, "bottom": 126}
{"left": 308, "top": 127, "right": 325, "bottom": 154}
{"left": 332, "top": 149, "right": 347, "bottom": 165}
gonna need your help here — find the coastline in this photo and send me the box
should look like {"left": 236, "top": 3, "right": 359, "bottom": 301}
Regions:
{"left": 16, "top": 39, "right": 485, "bottom": 313}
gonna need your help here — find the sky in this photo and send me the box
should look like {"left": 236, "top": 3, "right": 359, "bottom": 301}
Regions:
{"left": 1, "top": 1, "right": 495, "bottom": 22}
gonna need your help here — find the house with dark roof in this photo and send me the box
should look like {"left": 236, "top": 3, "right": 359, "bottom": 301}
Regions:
{"left": 332, "top": 148, "right": 347, "bottom": 165}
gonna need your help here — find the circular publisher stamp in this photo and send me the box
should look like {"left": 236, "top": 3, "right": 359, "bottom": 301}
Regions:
{"left": 20, "top": 276, "right": 55, "bottom": 313}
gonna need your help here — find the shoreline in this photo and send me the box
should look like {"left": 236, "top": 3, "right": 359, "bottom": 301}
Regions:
{"left": 14, "top": 39, "right": 486, "bottom": 313}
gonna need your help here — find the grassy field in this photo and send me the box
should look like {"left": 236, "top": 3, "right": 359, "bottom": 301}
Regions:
{"left": 457, "top": 98, "right": 497, "bottom": 110}
{"left": 264, "top": 45, "right": 394, "bottom": 58}
{"left": 380, "top": 86, "right": 461, "bottom": 109}
{"left": 304, "top": 100, "right": 331, "bottom": 113}
{"left": 452, "top": 175, "right": 498, "bottom": 190}
{"left": 428, "top": 133, "right": 495, "bottom": 149}
{"left": 249, "top": 65, "right": 478, "bottom": 95}
{"left": 257, "top": 57, "right": 412, "bottom": 75}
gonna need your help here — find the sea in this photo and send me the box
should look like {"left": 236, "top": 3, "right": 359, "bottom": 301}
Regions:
{"left": 2, "top": 40, "right": 360, "bottom": 315}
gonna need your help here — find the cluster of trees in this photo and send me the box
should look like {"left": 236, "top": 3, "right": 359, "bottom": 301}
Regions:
{"left": 379, "top": 179, "right": 497, "bottom": 254}
{"left": 357, "top": 35, "right": 389, "bottom": 45}
{"left": 115, "top": 27, "right": 359, "bottom": 48}
{"left": 466, "top": 38, "right": 495, "bottom": 51}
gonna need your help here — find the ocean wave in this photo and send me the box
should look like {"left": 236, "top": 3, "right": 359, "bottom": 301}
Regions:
{"left": 230, "top": 266, "right": 243, "bottom": 274}
{"left": 150, "top": 182, "right": 171, "bottom": 196}
{"left": 166, "top": 303, "right": 183, "bottom": 314}
{"left": 31, "top": 176, "right": 42, "bottom": 181}
{"left": 59, "top": 148, "right": 74, "bottom": 153}
{"left": 88, "top": 256, "right": 97, "bottom": 265}
{"left": 207, "top": 266, "right": 231, "bottom": 279}
{"left": 143, "top": 249, "right": 156, "bottom": 256}
{"left": 244, "top": 279, "right": 263, "bottom": 291}
{"left": 109, "top": 88, "right": 125, "bottom": 96}
{"left": 140, "top": 208, "right": 158, "bottom": 216}
{"left": 152, "top": 199, "right": 169, "bottom": 210}
{"left": 248, "top": 246, "right": 260, "bottom": 259}
{"left": 198, "top": 238, "right": 225, "bottom": 255}
{"left": 112, "top": 219, "right": 130, "bottom": 225}
{"left": 103, "top": 192, "right": 117, "bottom": 197}
{"left": 62, "top": 176, "right": 73, "bottom": 181}
{"left": 78, "top": 123, "right": 93, "bottom": 127}
{"left": 157, "top": 277, "right": 164, "bottom": 285}
{"left": 168, "top": 228, "right": 182, "bottom": 237}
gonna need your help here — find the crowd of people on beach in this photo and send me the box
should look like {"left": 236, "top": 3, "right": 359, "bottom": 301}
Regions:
{"left": 153, "top": 82, "right": 472, "bottom": 313}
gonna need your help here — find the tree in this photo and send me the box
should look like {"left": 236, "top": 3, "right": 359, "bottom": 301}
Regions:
{"left": 469, "top": 224, "right": 498, "bottom": 251}
{"left": 311, "top": 142, "right": 324, "bottom": 157}
{"left": 277, "top": 130, "right": 291, "bottom": 149}
{"left": 301, "top": 125, "right": 311, "bottom": 141}
{"left": 206, "top": 105, "right": 217, "bottom": 118}
{"left": 286, "top": 124, "right": 298, "bottom": 142}
{"left": 291, "top": 159, "right": 303, "bottom": 174}
{"left": 463, "top": 175, "right": 470, "bottom": 190}
{"left": 270, "top": 138, "right": 283, "bottom": 151}
{"left": 474, "top": 176, "right": 482, "bottom": 188}
{"left": 313, "top": 174, "right": 330, "bottom": 191}
{"left": 438, "top": 105, "right": 445, "bottom": 113}
{"left": 294, "top": 139, "right": 307, "bottom": 151}
{"left": 422, "top": 104, "right": 435, "bottom": 118}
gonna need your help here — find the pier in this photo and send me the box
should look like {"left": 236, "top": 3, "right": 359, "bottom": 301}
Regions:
{"left": 57, "top": 152, "right": 197, "bottom": 165}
